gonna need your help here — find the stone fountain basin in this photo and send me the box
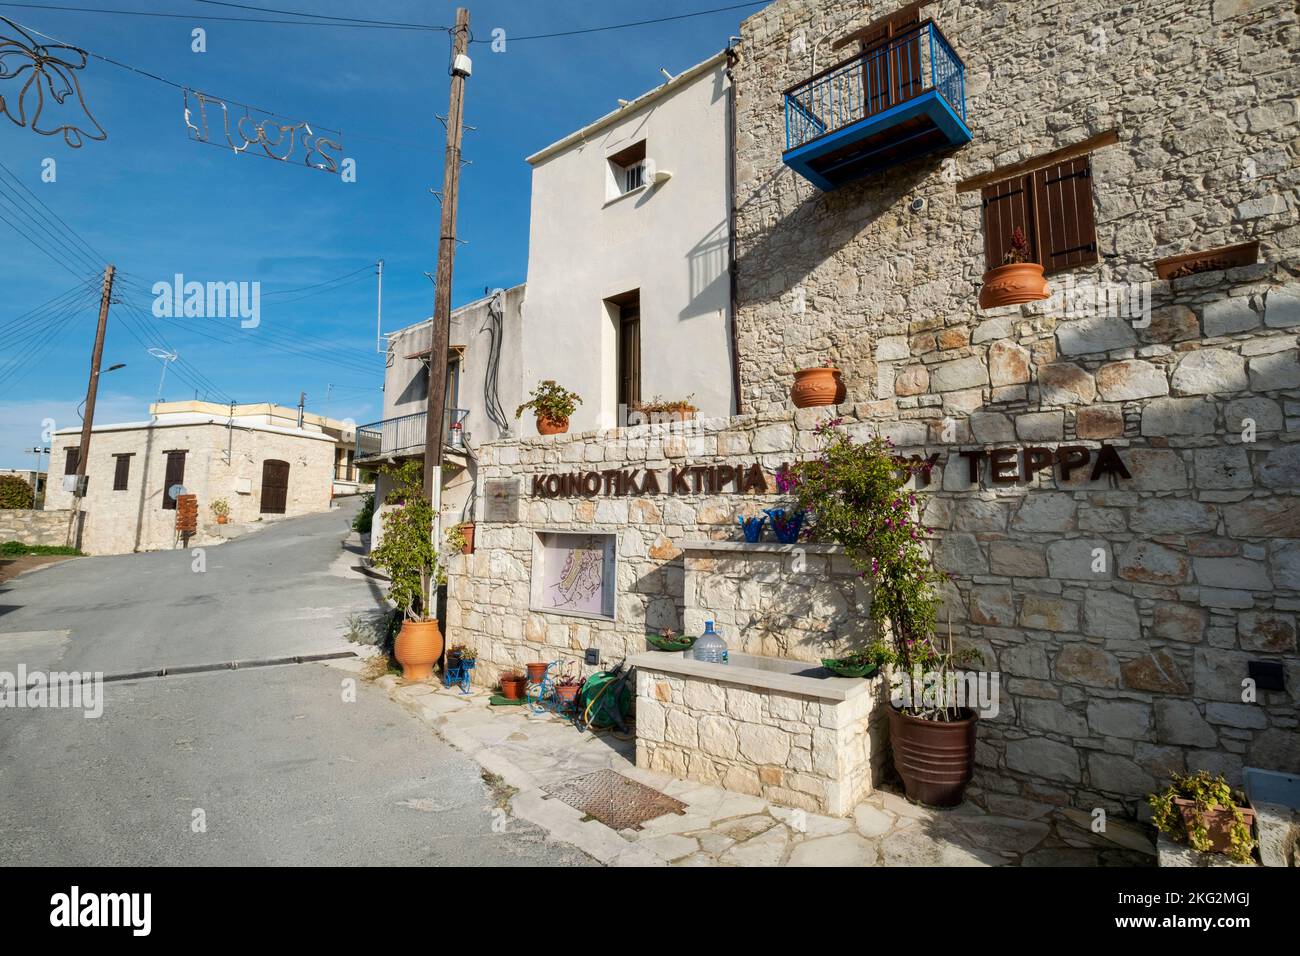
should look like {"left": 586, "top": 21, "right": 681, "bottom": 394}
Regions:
{"left": 627, "top": 650, "right": 875, "bottom": 702}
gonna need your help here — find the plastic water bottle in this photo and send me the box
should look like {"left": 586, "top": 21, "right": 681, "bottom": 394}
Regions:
{"left": 693, "top": 621, "right": 728, "bottom": 664}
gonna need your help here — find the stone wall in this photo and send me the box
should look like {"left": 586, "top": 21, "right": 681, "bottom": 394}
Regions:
{"left": 720, "top": 0, "right": 1300, "bottom": 811}
{"left": 455, "top": 396, "right": 1299, "bottom": 814}
{"left": 633, "top": 656, "right": 889, "bottom": 815}
{"left": 0, "top": 509, "right": 74, "bottom": 547}
{"left": 681, "top": 540, "right": 872, "bottom": 664}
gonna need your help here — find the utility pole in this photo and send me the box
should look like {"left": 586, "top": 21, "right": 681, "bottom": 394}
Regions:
{"left": 66, "top": 264, "right": 115, "bottom": 547}
{"left": 423, "top": 6, "right": 471, "bottom": 530}
{"left": 375, "top": 258, "right": 385, "bottom": 353}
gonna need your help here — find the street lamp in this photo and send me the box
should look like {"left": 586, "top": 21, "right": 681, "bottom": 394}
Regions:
{"left": 77, "top": 363, "right": 126, "bottom": 422}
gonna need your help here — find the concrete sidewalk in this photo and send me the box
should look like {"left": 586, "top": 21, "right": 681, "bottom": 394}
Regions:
{"left": 379, "top": 675, "right": 1157, "bottom": 867}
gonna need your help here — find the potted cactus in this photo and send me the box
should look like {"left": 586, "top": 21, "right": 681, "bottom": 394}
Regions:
{"left": 516, "top": 380, "right": 582, "bottom": 435}
{"left": 979, "top": 226, "right": 1050, "bottom": 309}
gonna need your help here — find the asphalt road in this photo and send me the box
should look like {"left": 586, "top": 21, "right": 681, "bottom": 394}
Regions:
{"left": 0, "top": 502, "right": 591, "bottom": 866}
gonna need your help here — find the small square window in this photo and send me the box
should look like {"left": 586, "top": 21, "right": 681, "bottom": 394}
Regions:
{"left": 606, "top": 140, "right": 647, "bottom": 200}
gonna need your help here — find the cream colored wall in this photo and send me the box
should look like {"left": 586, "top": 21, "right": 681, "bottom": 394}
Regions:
{"left": 522, "top": 56, "right": 734, "bottom": 433}
{"left": 45, "top": 422, "right": 335, "bottom": 554}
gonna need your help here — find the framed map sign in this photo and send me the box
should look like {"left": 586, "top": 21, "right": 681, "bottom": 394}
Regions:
{"left": 530, "top": 531, "right": 617, "bottom": 621}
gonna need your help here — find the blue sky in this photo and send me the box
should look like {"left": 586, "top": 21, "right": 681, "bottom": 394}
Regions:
{"left": 0, "top": 0, "right": 758, "bottom": 468}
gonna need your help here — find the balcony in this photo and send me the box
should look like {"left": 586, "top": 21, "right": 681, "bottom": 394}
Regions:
{"left": 782, "top": 20, "right": 971, "bottom": 190}
{"left": 355, "top": 408, "right": 469, "bottom": 464}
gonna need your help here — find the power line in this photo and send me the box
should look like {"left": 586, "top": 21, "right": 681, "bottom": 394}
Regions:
{"left": 0, "top": 158, "right": 108, "bottom": 266}
{"left": 0, "top": 180, "right": 103, "bottom": 275}
{"left": 476, "top": 2, "right": 767, "bottom": 42}
{"left": 193, "top": 1, "right": 446, "bottom": 31}
{"left": 0, "top": 2, "right": 447, "bottom": 31}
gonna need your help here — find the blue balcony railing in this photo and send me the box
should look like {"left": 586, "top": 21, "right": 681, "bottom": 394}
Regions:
{"left": 782, "top": 20, "right": 971, "bottom": 189}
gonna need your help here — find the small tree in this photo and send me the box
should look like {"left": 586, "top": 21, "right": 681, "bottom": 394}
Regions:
{"left": 369, "top": 461, "right": 437, "bottom": 621}
{"left": 786, "top": 421, "right": 975, "bottom": 716}
{"left": 0, "top": 474, "right": 34, "bottom": 509}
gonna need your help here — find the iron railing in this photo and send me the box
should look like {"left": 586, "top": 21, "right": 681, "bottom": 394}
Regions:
{"left": 784, "top": 20, "right": 966, "bottom": 153}
{"left": 354, "top": 407, "right": 469, "bottom": 461}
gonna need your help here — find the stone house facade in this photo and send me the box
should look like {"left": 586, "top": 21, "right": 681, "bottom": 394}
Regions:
{"left": 445, "top": 0, "right": 1299, "bottom": 816}
{"left": 45, "top": 407, "right": 337, "bottom": 555}
{"left": 720, "top": 0, "right": 1300, "bottom": 807}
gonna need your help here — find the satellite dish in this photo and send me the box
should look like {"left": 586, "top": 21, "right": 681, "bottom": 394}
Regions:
{"left": 168, "top": 484, "right": 188, "bottom": 501}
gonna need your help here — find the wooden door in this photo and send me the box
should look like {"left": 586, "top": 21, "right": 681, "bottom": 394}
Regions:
{"left": 858, "top": 8, "right": 922, "bottom": 117}
{"left": 161, "top": 450, "right": 186, "bottom": 510}
{"left": 260, "top": 459, "right": 289, "bottom": 514}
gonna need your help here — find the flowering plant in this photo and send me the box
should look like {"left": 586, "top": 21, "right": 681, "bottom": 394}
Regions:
{"left": 785, "top": 421, "right": 946, "bottom": 677}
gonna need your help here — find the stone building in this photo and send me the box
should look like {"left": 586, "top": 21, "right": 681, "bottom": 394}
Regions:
{"left": 443, "top": 0, "right": 1298, "bottom": 817}
{"left": 45, "top": 402, "right": 350, "bottom": 554}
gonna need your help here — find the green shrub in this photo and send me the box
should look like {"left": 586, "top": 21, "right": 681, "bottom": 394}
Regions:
{"left": 0, "top": 474, "right": 34, "bottom": 509}
{"left": 352, "top": 492, "right": 375, "bottom": 534}
{"left": 1, "top": 541, "right": 82, "bottom": 556}
{"left": 368, "top": 462, "right": 437, "bottom": 621}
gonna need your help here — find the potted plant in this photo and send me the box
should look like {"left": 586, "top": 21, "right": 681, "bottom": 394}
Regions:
{"left": 737, "top": 513, "right": 767, "bottom": 543}
{"left": 823, "top": 639, "right": 893, "bottom": 679}
{"left": 554, "top": 672, "right": 582, "bottom": 708}
{"left": 979, "top": 226, "right": 1050, "bottom": 310}
{"left": 1149, "top": 771, "right": 1257, "bottom": 863}
{"left": 633, "top": 395, "right": 697, "bottom": 424}
{"left": 790, "top": 360, "right": 846, "bottom": 408}
{"left": 787, "top": 420, "right": 978, "bottom": 807}
{"left": 516, "top": 380, "right": 582, "bottom": 435}
{"left": 499, "top": 671, "right": 526, "bottom": 700}
{"left": 446, "top": 522, "right": 474, "bottom": 555}
{"left": 525, "top": 661, "right": 549, "bottom": 685}
{"left": 210, "top": 498, "right": 230, "bottom": 525}
{"left": 647, "top": 627, "right": 696, "bottom": 652}
{"left": 369, "top": 461, "right": 443, "bottom": 681}
{"left": 446, "top": 643, "right": 467, "bottom": 669}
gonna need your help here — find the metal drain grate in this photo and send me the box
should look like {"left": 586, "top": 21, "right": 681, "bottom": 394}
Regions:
{"left": 542, "top": 769, "right": 687, "bottom": 831}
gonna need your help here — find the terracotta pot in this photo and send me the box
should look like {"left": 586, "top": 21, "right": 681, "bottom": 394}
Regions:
{"left": 790, "top": 367, "right": 845, "bottom": 408}
{"left": 1173, "top": 798, "right": 1255, "bottom": 855}
{"left": 499, "top": 676, "right": 526, "bottom": 700}
{"left": 216, "top": 515, "right": 228, "bottom": 525}
{"left": 555, "top": 683, "right": 580, "bottom": 706}
{"left": 393, "top": 619, "right": 444, "bottom": 682}
{"left": 978, "top": 262, "right": 1050, "bottom": 309}
{"left": 525, "top": 662, "right": 549, "bottom": 684}
{"left": 460, "top": 522, "right": 475, "bottom": 555}
{"left": 536, "top": 415, "right": 568, "bottom": 435}
{"left": 887, "top": 705, "right": 977, "bottom": 808}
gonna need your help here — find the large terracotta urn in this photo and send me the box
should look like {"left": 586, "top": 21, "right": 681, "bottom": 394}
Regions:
{"left": 887, "top": 705, "right": 977, "bottom": 808}
{"left": 978, "top": 262, "right": 1050, "bottom": 310}
{"left": 394, "top": 619, "right": 444, "bottom": 681}
{"left": 790, "top": 367, "right": 845, "bottom": 408}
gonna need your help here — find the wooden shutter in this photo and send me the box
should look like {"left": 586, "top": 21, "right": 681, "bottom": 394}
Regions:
{"left": 981, "top": 174, "right": 1037, "bottom": 269}
{"left": 112, "top": 454, "right": 130, "bottom": 491}
{"left": 260, "top": 459, "right": 289, "bottom": 514}
{"left": 1032, "top": 156, "right": 1098, "bottom": 274}
{"left": 618, "top": 304, "right": 641, "bottom": 409}
{"left": 161, "top": 451, "right": 186, "bottom": 510}
{"left": 64, "top": 447, "right": 79, "bottom": 475}
{"left": 858, "top": 8, "right": 921, "bottom": 117}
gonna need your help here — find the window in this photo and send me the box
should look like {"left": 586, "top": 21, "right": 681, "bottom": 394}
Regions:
{"left": 161, "top": 450, "right": 186, "bottom": 510}
{"left": 982, "top": 155, "right": 1099, "bottom": 275}
{"left": 112, "top": 454, "right": 131, "bottom": 491}
{"left": 64, "top": 447, "right": 79, "bottom": 475}
{"left": 607, "top": 140, "right": 647, "bottom": 198}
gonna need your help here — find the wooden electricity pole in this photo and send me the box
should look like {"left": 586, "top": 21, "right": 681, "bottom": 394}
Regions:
{"left": 66, "top": 264, "right": 115, "bottom": 547}
{"left": 423, "top": 5, "right": 471, "bottom": 515}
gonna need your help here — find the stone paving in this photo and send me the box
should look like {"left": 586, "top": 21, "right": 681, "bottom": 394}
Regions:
{"left": 377, "top": 673, "right": 1157, "bottom": 867}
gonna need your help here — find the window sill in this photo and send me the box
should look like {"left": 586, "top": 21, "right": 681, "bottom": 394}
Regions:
{"left": 603, "top": 184, "right": 648, "bottom": 208}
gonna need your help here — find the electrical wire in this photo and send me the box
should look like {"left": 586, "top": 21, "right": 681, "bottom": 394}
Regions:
{"left": 0, "top": 159, "right": 107, "bottom": 268}
{"left": 0, "top": 2, "right": 447, "bottom": 31}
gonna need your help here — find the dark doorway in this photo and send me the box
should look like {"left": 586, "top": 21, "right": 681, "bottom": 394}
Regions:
{"left": 260, "top": 459, "right": 290, "bottom": 514}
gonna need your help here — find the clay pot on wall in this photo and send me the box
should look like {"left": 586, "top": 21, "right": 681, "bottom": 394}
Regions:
{"left": 216, "top": 515, "right": 228, "bottom": 525}
{"left": 459, "top": 522, "right": 475, "bottom": 555}
{"left": 978, "top": 262, "right": 1050, "bottom": 310}
{"left": 790, "top": 367, "right": 845, "bottom": 408}
{"left": 887, "top": 705, "right": 977, "bottom": 808}
{"left": 394, "top": 619, "right": 444, "bottom": 682}
{"left": 536, "top": 415, "right": 568, "bottom": 435}
{"left": 1173, "top": 799, "right": 1256, "bottom": 855}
